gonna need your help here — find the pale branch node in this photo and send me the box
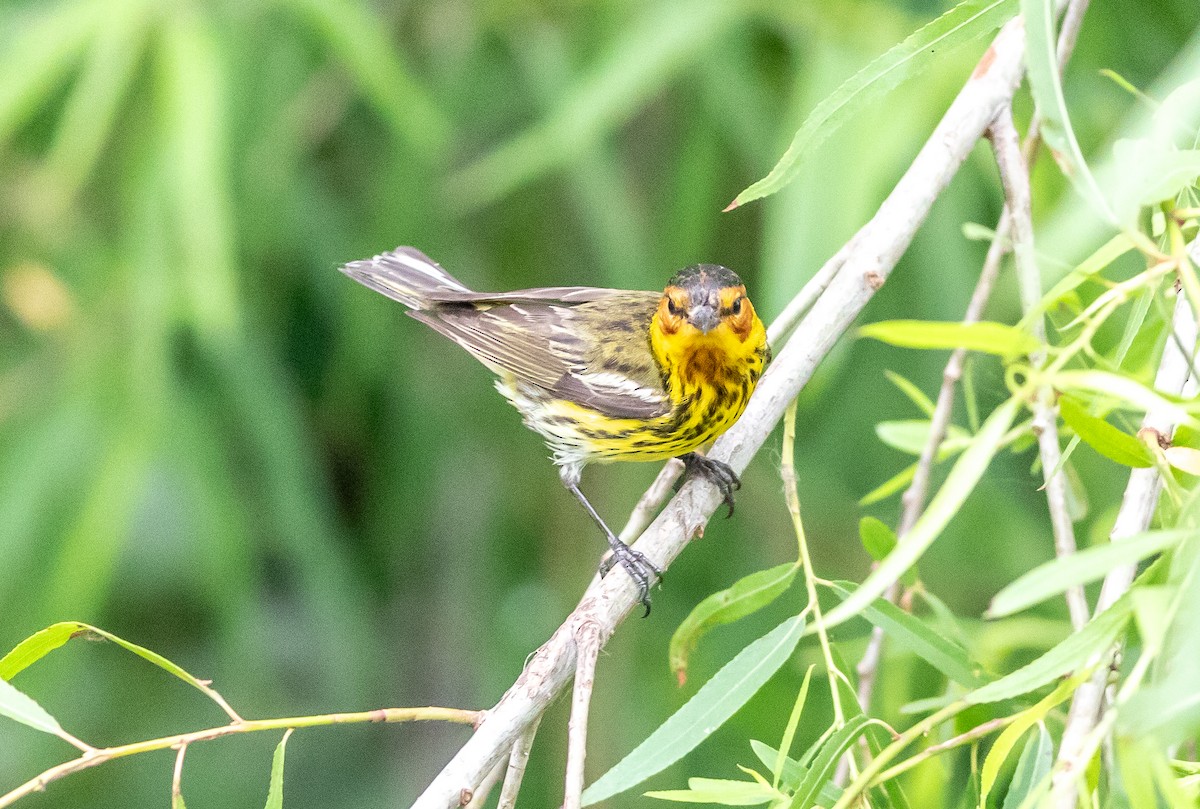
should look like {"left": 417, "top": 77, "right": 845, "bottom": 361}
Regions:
{"left": 411, "top": 16, "right": 1028, "bottom": 808}
{"left": 1050, "top": 271, "right": 1200, "bottom": 809}
{"left": 989, "top": 105, "right": 1090, "bottom": 631}
{"left": 0, "top": 707, "right": 480, "bottom": 809}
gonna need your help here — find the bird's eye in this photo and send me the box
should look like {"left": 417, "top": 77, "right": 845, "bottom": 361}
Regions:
{"left": 667, "top": 299, "right": 682, "bottom": 316}
{"left": 731, "top": 297, "right": 743, "bottom": 315}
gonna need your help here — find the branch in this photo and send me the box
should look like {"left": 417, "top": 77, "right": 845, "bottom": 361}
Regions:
{"left": 0, "top": 706, "right": 480, "bottom": 809}
{"left": 411, "top": 17, "right": 1029, "bottom": 808}
{"left": 564, "top": 620, "right": 604, "bottom": 809}
{"left": 990, "top": 106, "right": 1090, "bottom": 631}
{"left": 1050, "top": 271, "right": 1199, "bottom": 809}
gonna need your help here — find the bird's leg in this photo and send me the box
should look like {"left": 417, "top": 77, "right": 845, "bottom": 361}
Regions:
{"left": 564, "top": 481, "right": 662, "bottom": 616}
{"left": 675, "top": 452, "right": 741, "bottom": 517}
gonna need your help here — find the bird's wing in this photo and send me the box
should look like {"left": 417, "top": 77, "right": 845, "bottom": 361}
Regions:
{"left": 411, "top": 291, "right": 669, "bottom": 420}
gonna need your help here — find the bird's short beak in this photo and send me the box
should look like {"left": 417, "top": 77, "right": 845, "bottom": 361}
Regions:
{"left": 688, "top": 303, "right": 720, "bottom": 334}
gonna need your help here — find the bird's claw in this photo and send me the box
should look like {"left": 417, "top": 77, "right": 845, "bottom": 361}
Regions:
{"left": 677, "top": 453, "right": 741, "bottom": 517}
{"left": 599, "top": 543, "right": 663, "bottom": 617}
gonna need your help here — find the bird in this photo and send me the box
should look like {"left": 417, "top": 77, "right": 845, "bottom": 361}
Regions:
{"left": 340, "top": 247, "right": 769, "bottom": 614}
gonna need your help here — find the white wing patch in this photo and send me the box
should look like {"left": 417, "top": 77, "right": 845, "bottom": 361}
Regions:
{"left": 573, "top": 372, "right": 664, "bottom": 404}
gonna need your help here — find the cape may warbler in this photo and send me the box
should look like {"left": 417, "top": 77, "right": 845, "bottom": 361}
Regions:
{"left": 341, "top": 247, "right": 769, "bottom": 613}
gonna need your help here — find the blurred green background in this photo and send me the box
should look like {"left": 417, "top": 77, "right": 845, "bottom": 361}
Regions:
{"left": 1, "top": 0, "right": 1197, "bottom": 806}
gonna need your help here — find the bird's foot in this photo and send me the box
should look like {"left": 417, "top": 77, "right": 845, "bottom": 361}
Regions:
{"left": 599, "top": 541, "right": 663, "bottom": 617}
{"left": 676, "top": 452, "right": 741, "bottom": 517}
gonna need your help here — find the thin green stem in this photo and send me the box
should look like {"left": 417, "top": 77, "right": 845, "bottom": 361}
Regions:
{"left": 0, "top": 706, "right": 479, "bottom": 809}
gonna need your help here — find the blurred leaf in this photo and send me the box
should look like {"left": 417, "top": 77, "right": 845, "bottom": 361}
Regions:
{"left": 1051, "top": 369, "right": 1200, "bottom": 428}
{"left": 827, "top": 581, "right": 985, "bottom": 687}
{"left": 1021, "top": 0, "right": 1116, "bottom": 222}
{"left": 286, "top": 0, "right": 449, "bottom": 158}
{"left": 732, "top": 0, "right": 1017, "bottom": 207}
{"left": 583, "top": 614, "right": 806, "bottom": 805}
{"left": 670, "top": 563, "right": 799, "bottom": 686}
{"left": 916, "top": 588, "right": 971, "bottom": 650}
{"left": 264, "top": 729, "right": 293, "bottom": 809}
{"left": 0, "top": 0, "right": 101, "bottom": 145}
{"left": 858, "top": 517, "right": 897, "bottom": 562}
{"left": 989, "top": 531, "right": 1186, "bottom": 619}
{"left": 1110, "top": 141, "right": 1200, "bottom": 220}
{"left": 884, "top": 370, "right": 936, "bottom": 417}
{"left": 773, "top": 664, "right": 815, "bottom": 790}
{"left": 1164, "top": 445, "right": 1200, "bottom": 475}
{"left": 981, "top": 676, "right": 1077, "bottom": 804}
{"left": 786, "top": 715, "right": 882, "bottom": 809}
{"left": 875, "top": 419, "right": 972, "bottom": 455}
{"left": 968, "top": 593, "right": 1134, "bottom": 703}
{"left": 448, "top": 0, "right": 738, "bottom": 211}
{"left": 0, "top": 676, "right": 64, "bottom": 737}
{"left": 751, "top": 740, "right": 805, "bottom": 792}
{"left": 1058, "top": 395, "right": 1153, "bottom": 468}
{"left": 860, "top": 320, "right": 1040, "bottom": 356}
{"left": 1000, "top": 723, "right": 1053, "bottom": 809}
{"left": 646, "top": 777, "right": 781, "bottom": 805}
{"left": 1030, "top": 233, "right": 1136, "bottom": 323}
{"left": 824, "top": 397, "right": 1020, "bottom": 630}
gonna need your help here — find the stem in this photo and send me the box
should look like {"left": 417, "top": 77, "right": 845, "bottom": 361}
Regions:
{"left": 872, "top": 714, "right": 1017, "bottom": 784}
{"left": 0, "top": 706, "right": 480, "bottom": 809}
{"left": 563, "top": 621, "right": 603, "bottom": 809}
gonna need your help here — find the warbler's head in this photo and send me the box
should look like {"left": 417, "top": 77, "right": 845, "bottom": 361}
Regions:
{"left": 654, "top": 264, "right": 760, "bottom": 341}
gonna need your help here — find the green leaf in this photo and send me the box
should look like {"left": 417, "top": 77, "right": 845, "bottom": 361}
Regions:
{"left": 773, "top": 665, "right": 816, "bottom": 790}
{"left": 827, "top": 581, "right": 985, "bottom": 688}
{"left": 824, "top": 398, "right": 1020, "bottom": 631}
{"left": 884, "top": 371, "right": 936, "bottom": 417}
{"left": 646, "top": 777, "right": 780, "bottom": 805}
{"left": 1110, "top": 141, "right": 1200, "bottom": 222}
{"left": 670, "top": 563, "right": 799, "bottom": 685}
{"left": 980, "top": 676, "right": 1078, "bottom": 804}
{"left": 751, "top": 740, "right": 806, "bottom": 793}
{"left": 731, "top": 0, "right": 1017, "bottom": 207}
{"left": 968, "top": 595, "right": 1134, "bottom": 703}
{"left": 0, "top": 622, "right": 233, "bottom": 714}
{"left": 1029, "top": 233, "right": 1137, "bottom": 324}
{"left": 859, "top": 320, "right": 1040, "bottom": 357}
{"left": 875, "top": 420, "right": 972, "bottom": 455}
{"left": 1021, "top": 0, "right": 1116, "bottom": 223}
{"left": 1057, "top": 396, "right": 1152, "bottom": 467}
{"left": 988, "top": 530, "right": 1187, "bottom": 618}
{"left": 858, "top": 517, "right": 897, "bottom": 563}
{"left": 787, "top": 715, "right": 882, "bottom": 809}
{"left": 264, "top": 729, "right": 293, "bottom": 809}
{"left": 1051, "top": 370, "right": 1200, "bottom": 428}
{"left": 583, "top": 614, "right": 806, "bottom": 805}
{"left": 1001, "top": 723, "right": 1053, "bottom": 809}
{"left": 0, "top": 676, "right": 64, "bottom": 737}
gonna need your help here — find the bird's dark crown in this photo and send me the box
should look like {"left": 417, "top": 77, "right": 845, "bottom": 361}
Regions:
{"left": 667, "top": 264, "right": 744, "bottom": 292}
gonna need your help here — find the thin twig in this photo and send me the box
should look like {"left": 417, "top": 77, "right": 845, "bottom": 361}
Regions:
{"left": 497, "top": 714, "right": 541, "bottom": 809}
{"left": 872, "top": 714, "right": 1018, "bottom": 784}
{"left": 464, "top": 759, "right": 505, "bottom": 809}
{"left": 1050, "top": 277, "right": 1199, "bottom": 809}
{"left": 0, "top": 706, "right": 479, "bottom": 809}
{"left": 766, "top": 235, "right": 859, "bottom": 348}
{"left": 171, "top": 743, "right": 187, "bottom": 808}
{"left": 563, "top": 620, "right": 604, "bottom": 809}
{"left": 411, "top": 19, "right": 1029, "bottom": 806}
{"left": 990, "top": 105, "right": 1090, "bottom": 631}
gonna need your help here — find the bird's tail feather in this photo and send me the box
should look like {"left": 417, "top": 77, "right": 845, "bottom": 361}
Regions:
{"left": 339, "top": 247, "right": 470, "bottom": 310}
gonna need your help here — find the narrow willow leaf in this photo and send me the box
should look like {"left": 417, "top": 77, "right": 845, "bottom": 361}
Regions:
{"left": 1164, "top": 446, "right": 1200, "bottom": 475}
{"left": 827, "top": 581, "right": 985, "bottom": 687}
{"left": 787, "top": 716, "right": 882, "bottom": 809}
{"left": 980, "top": 676, "right": 1078, "bottom": 803}
{"left": 732, "top": 0, "right": 1017, "bottom": 206}
{"left": 1031, "top": 233, "right": 1137, "bottom": 322}
{"left": 875, "top": 420, "right": 972, "bottom": 455}
{"left": 1058, "top": 396, "right": 1153, "bottom": 468}
{"left": 1021, "top": 0, "right": 1116, "bottom": 222}
{"left": 884, "top": 370, "right": 936, "bottom": 417}
{"left": 773, "top": 665, "right": 816, "bottom": 789}
{"left": 824, "top": 397, "right": 1020, "bottom": 631}
{"left": 0, "top": 677, "right": 64, "bottom": 736}
{"left": 968, "top": 595, "right": 1133, "bottom": 703}
{"left": 670, "top": 563, "right": 799, "bottom": 686}
{"left": 264, "top": 729, "right": 293, "bottom": 809}
{"left": 751, "top": 740, "right": 805, "bottom": 792}
{"left": 988, "top": 530, "right": 1187, "bottom": 618}
{"left": 859, "top": 518, "right": 898, "bottom": 563}
{"left": 1051, "top": 370, "right": 1200, "bottom": 428}
{"left": 1001, "top": 724, "right": 1053, "bottom": 809}
{"left": 645, "top": 777, "right": 780, "bottom": 805}
{"left": 0, "top": 621, "right": 230, "bottom": 711}
{"left": 583, "top": 615, "right": 806, "bottom": 805}
{"left": 860, "top": 320, "right": 1040, "bottom": 357}
{"left": 1111, "top": 142, "right": 1200, "bottom": 221}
